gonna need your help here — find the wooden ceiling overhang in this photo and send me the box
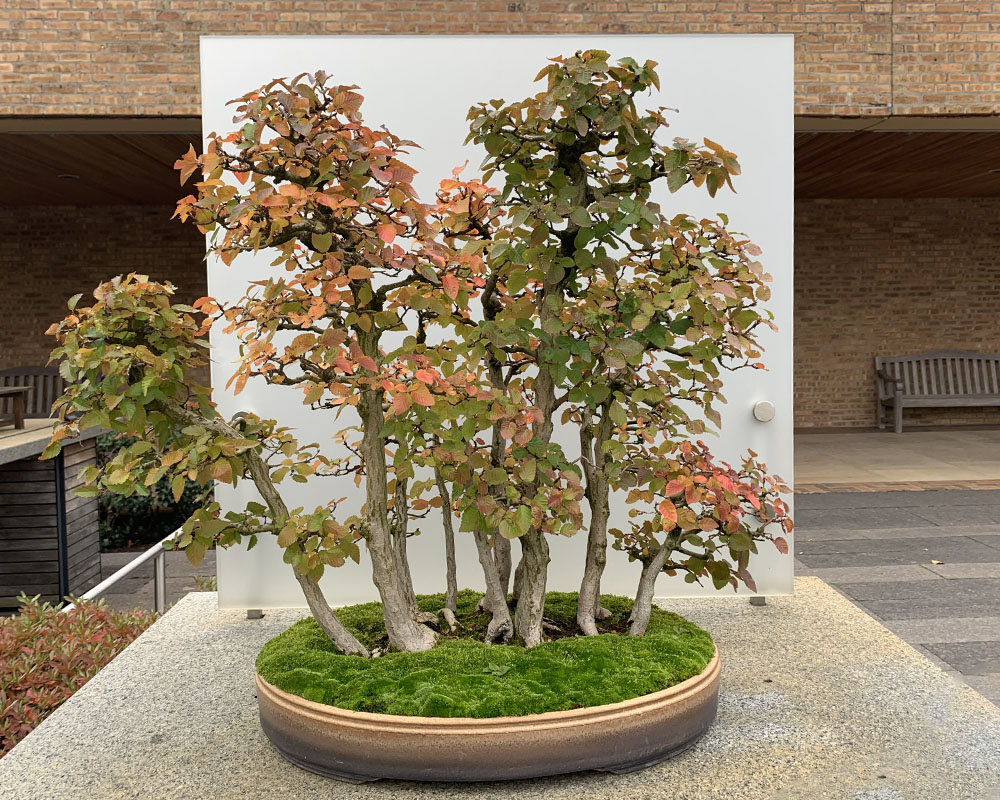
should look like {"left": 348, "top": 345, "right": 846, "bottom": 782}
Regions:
{"left": 2, "top": 115, "right": 1000, "bottom": 205}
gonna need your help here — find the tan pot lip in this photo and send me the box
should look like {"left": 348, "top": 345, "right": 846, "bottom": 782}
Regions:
{"left": 256, "top": 645, "right": 719, "bottom": 734}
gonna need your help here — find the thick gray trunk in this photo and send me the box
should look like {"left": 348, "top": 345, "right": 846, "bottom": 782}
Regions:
{"left": 494, "top": 534, "right": 512, "bottom": 595}
{"left": 513, "top": 530, "right": 549, "bottom": 647}
{"left": 434, "top": 468, "right": 459, "bottom": 614}
{"left": 629, "top": 537, "right": 674, "bottom": 636}
{"left": 578, "top": 410, "right": 612, "bottom": 636}
{"left": 359, "top": 388, "right": 435, "bottom": 652}
{"left": 472, "top": 527, "right": 513, "bottom": 642}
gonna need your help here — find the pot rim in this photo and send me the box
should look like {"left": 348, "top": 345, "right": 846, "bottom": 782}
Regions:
{"left": 256, "top": 645, "right": 719, "bottom": 734}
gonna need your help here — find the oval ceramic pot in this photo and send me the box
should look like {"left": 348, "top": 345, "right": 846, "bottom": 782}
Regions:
{"left": 256, "top": 646, "right": 720, "bottom": 783}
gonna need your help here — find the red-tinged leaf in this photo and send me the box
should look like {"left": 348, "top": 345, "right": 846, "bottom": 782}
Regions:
{"left": 392, "top": 393, "right": 412, "bottom": 414}
{"left": 774, "top": 536, "right": 789, "bottom": 555}
{"left": 234, "top": 169, "right": 249, "bottom": 185}
{"left": 415, "top": 368, "right": 436, "bottom": 384}
{"left": 347, "top": 265, "right": 374, "bottom": 280}
{"left": 377, "top": 223, "right": 396, "bottom": 244}
{"left": 658, "top": 499, "right": 678, "bottom": 528}
{"left": 442, "top": 274, "right": 459, "bottom": 300}
{"left": 740, "top": 569, "right": 758, "bottom": 593}
{"left": 412, "top": 384, "right": 434, "bottom": 407}
{"left": 663, "top": 479, "right": 686, "bottom": 496}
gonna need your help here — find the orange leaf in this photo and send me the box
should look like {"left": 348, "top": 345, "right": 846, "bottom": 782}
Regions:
{"left": 377, "top": 224, "right": 396, "bottom": 244}
{"left": 658, "top": 499, "right": 678, "bottom": 528}
{"left": 412, "top": 383, "right": 435, "bottom": 407}
{"left": 347, "top": 265, "right": 374, "bottom": 280}
{"left": 415, "top": 368, "right": 436, "bottom": 384}
{"left": 442, "top": 274, "right": 459, "bottom": 300}
{"left": 392, "top": 393, "right": 412, "bottom": 414}
{"left": 773, "top": 536, "right": 789, "bottom": 555}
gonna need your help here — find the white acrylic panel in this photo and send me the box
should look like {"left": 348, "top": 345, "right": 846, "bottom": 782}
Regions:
{"left": 199, "top": 34, "right": 794, "bottom": 609}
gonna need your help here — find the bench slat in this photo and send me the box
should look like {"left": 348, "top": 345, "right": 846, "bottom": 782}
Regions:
{"left": 874, "top": 350, "right": 1000, "bottom": 432}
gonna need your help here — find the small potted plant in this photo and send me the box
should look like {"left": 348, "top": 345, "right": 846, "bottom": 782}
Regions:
{"left": 44, "top": 51, "right": 791, "bottom": 782}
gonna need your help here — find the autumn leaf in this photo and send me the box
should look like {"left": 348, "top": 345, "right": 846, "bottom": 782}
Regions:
{"left": 377, "top": 223, "right": 396, "bottom": 244}
{"left": 658, "top": 499, "right": 678, "bottom": 528}
{"left": 412, "top": 383, "right": 435, "bottom": 407}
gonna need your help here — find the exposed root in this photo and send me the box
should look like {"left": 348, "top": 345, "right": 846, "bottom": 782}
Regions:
{"left": 595, "top": 606, "right": 612, "bottom": 621}
{"left": 485, "top": 616, "right": 513, "bottom": 644}
{"left": 439, "top": 607, "right": 461, "bottom": 633}
{"left": 413, "top": 611, "right": 440, "bottom": 627}
{"left": 541, "top": 618, "right": 565, "bottom": 635}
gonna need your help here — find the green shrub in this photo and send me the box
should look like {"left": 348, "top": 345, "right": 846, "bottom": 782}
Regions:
{"left": 95, "top": 432, "right": 210, "bottom": 550}
{"left": 0, "top": 596, "right": 156, "bottom": 757}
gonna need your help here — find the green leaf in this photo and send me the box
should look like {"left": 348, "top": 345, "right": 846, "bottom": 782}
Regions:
{"left": 311, "top": 232, "right": 333, "bottom": 252}
{"left": 276, "top": 522, "right": 298, "bottom": 548}
{"left": 667, "top": 169, "right": 687, "bottom": 193}
{"left": 171, "top": 475, "right": 186, "bottom": 503}
{"left": 185, "top": 540, "right": 207, "bottom": 567}
{"left": 728, "top": 531, "right": 752, "bottom": 552}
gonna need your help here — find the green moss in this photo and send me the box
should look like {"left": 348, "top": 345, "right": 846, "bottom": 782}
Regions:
{"left": 256, "top": 591, "right": 714, "bottom": 718}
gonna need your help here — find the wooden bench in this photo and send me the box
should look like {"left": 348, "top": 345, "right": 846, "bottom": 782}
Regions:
{"left": 875, "top": 350, "right": 1000, "bottom": 433}
{"left": 0, "top": 366, "right": 65, "bottom": 420}
{"left": 0, "top": 386, "right": 30, "bottom": 430}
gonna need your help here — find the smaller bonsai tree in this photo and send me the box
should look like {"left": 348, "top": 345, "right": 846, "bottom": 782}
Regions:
{"left": 44, "top": 55, "right": 791, "bottom": 659}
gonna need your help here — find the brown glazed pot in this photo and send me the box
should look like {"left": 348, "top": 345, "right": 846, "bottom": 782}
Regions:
{"left": 256, "top": 646, "right": 720, "bottom": 783}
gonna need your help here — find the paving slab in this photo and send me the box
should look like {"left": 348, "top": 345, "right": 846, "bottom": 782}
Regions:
{"left": 1, "top": 579, "right": 997, "bottom": 800}
{"left": 793, "top": 507, "right": 942, "bottom": 531}
{"left": 796, "top": 490, "right": 1000, "bottom": 510}
{"left": 803, "top": 565, "right": 940, "bottom": 584}
{"left": 882, "top": 617, "right": 1000, "bottom": 645}
{"left": 925, "top": 562, "right": 1000, "bottom": 579}
{"left": 920, "top": 641, "right": 1000, "bottom": 677}
{"left": 911, "top": 506, "right": 1000, "bottom": 526}
{"left": 836, "top": 577, "right": 1000, "bottom": 603}
{"left": 858, "top": 600, "right": 1000, "bottom": 621}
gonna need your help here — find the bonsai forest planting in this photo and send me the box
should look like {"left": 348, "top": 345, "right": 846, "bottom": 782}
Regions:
{"left": 44, "top": 50, "right": 791, "bottom": 743}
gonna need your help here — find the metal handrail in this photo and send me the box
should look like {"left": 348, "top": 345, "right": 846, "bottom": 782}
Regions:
{"left": 61, "top": 529, "right": 180, "bottom": 613}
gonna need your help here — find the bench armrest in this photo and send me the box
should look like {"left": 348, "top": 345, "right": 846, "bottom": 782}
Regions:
{"left": 875, "top": 368, "right": 903, "bottom": 399}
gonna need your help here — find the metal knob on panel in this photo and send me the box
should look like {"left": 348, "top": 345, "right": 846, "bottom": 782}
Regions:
{"left": 753, "top": 400, "right": 776, "bottom": 423}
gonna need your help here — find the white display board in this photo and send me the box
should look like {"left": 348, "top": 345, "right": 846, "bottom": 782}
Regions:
{"left": 200, "top": 35, "right": 794, "bottom": 609}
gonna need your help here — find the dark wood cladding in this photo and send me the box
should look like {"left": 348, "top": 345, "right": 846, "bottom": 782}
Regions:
{"left": 795, "top": 131, "right": 1000, "bottom": 199}
{"left": 0, "top": 438, "right": 101, "bottom": 607}
{"left": 1, "top": 132, "right": 200, "bottom": 207}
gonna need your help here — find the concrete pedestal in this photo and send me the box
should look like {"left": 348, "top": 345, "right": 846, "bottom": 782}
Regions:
{"left": 1, "top": 578, "right": 997, "bottom": 800}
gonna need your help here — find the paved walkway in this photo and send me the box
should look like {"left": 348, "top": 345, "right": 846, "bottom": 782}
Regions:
{"left": 99, "top": 550, "right": 216, "bottom": 612}
{"left": 796, "top": 428, "right": 1000, "bottom": 490}
{"left": 795, "top": 489, "right": 1000, "bottom": 705}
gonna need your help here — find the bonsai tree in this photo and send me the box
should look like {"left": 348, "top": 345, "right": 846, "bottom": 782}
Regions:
{"left": 44, "top": 54, "right": 791, "bottom": 657}
{"left": 440, "top": 51, "right": 791, "bottom": 644}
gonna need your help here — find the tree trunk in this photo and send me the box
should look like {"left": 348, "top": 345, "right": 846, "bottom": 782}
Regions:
{"left": 434, "top": 467, "right": 459, "bottom": 614}
{"left": 358, "top": 388, "right": 435, "bottom": 652}
{"left": 513, "top": 529, "right": 549, "bottom": 647}
{"left": 390, "top": 476, "right": 419, "bottom": 613}
{"left": 472, "top": 527, "right": 514, "bottom": 642}
{"left": 629, "top": 537, "right": 675, "bottom": 636}
{"left": 578, "top": 409, "right": 612, "bottom": 636}
{"left": 294, "top": 570, "right": 370, "bottom": 656}
{"left": 494, "top": 535, "right": 512, "bottom": 595}
{"left": 158, "top": 401, "right": 371, "bottom": 657}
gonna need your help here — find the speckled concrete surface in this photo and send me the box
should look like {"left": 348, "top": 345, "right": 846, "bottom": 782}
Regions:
{"left": 1, "top": 578, "right": 998, "bottom": 800}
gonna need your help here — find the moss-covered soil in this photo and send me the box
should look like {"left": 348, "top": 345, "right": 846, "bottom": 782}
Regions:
{"left": 255, "top": 590, "right": 714, "bottom": 719}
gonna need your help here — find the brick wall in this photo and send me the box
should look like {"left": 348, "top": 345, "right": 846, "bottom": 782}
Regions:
{"left": 794, "top": 197, "right": 1000, "bottom": 429}
{"left": 0, "top": 205, "right": 206, "bottom": 370}
{"left": 0, "top": 1, "right": 902, "bottom": 118}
